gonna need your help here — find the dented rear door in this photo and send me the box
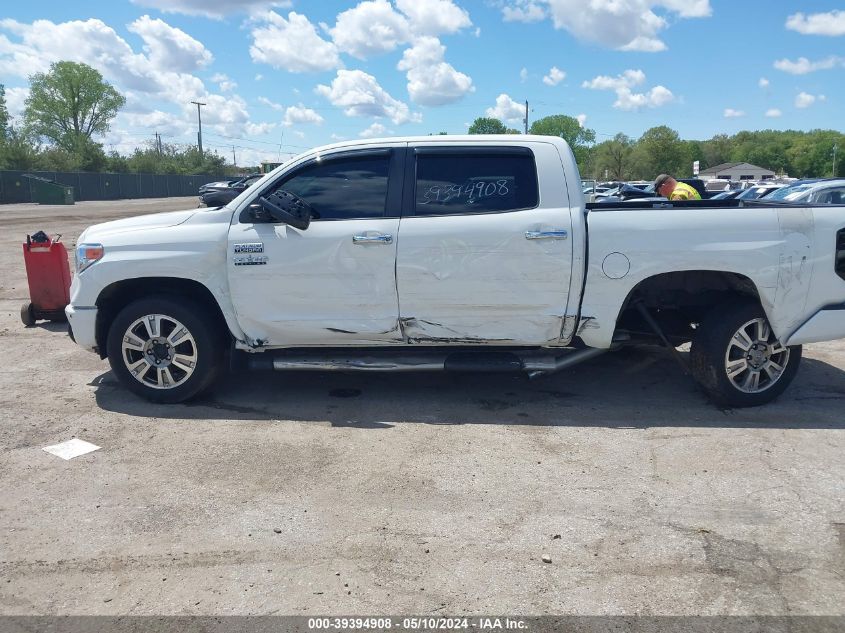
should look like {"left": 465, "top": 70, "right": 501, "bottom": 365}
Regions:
{"left": 396, "top": 142, "right": 575, "bottom": 345}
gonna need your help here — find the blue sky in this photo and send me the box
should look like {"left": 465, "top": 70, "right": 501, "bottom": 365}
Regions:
{"left": 1, "top": 1, "right": 843, "bottom": 165}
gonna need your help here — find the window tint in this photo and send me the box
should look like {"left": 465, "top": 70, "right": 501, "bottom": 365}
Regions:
{"left": 414, "top": 153, "right": 539, "bottom": 216}
{"left": 817, "top": 189, "right": 845, "bottom": 204}
{"left": 275, "top": 155, "right": 390, "bottom": 220}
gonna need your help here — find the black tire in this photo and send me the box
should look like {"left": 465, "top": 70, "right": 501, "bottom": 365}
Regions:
{"left": 690, "top": 301, "right": 801, "bottom": 408}
{"left": 106, "top": 296, "right": 225, "bottom": 404}
{"left": 20, "top": 303, "right": 36, "bottom": 327}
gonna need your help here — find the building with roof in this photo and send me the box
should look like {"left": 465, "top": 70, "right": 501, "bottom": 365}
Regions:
{"left": 698, "top": 162, "right": 776, "bottom": 182}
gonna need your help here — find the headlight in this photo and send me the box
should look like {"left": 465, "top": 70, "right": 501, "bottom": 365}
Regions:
{"left": 75, "top": 243, "right": 105, "bottom": 273}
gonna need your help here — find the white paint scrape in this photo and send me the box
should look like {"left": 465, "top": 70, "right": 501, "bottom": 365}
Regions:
{"left": 42, "top": 439, "right": 101, "bottom": 460}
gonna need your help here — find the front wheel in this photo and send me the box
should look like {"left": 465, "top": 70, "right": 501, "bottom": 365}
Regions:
{"left": 106, "top": 296, "right": 224, "bottom": 403}
{"left": 690, "top": 302, "right": 802, "bottom": 408}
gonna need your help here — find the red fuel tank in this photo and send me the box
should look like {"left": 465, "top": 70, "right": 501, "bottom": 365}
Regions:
{"left": 21, "top": 233, "right": 72, "bottom": 326}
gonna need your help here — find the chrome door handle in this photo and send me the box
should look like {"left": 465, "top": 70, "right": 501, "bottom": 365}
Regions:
{"left": 525, "top": 230, "right": 568, "bottom": 240}
{"left": 352, "top": 233, "right": 393, "bottom": 245}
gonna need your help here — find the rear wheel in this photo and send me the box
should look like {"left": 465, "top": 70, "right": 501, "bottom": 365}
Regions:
{"left": 690, "top": 302, "right": 801, "bottom": 407}
{"left": 106, "top": 296, "right": 224, "bottom": 403}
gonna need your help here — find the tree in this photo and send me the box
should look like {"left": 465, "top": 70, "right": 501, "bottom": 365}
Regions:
{"left": 593, "top": 133, "right": 634, "bottom": 181}
{"left": 0, "top": 84, "right": 9, "bottom": 141}
{"left": 468, "top": 117, "right": 519, "bottom": 135}
{"left": 24, "top": 61, "right": 125, "bottom": 154}
{"left": 529, "top": 114, "right": 596, "bottom": 168}
{"left": 633, "top": 126, "right": 686, "bottom": 178}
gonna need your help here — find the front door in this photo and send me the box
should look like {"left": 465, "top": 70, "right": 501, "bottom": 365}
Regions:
{"left": 228, "top": 147, "right": 405, "bottom": 346}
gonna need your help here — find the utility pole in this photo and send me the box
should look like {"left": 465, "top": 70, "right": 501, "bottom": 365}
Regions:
{"left": 834, "top": 143, "right": 838, "bottom": 177}
{"left": 155, "top": 132, "right": 162, "bottom": 155}
{"left": 232, "top": 145, "right": 237, "bottom": 168}
{"left": 524, "top": 100, "right": 529, "bottom": 135}
{"left": 190, "top": 101, "right": 206, "bottom": 156}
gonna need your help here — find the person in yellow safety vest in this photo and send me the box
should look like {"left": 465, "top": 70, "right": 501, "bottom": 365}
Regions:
{"left": 653, "top": 174, "right": 702, "bottom": 201}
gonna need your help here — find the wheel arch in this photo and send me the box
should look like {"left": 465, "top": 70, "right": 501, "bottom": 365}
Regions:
{"left": 614, "top": 270, "right": 766, "bottom": 341}
{"left": 95, "top": 277, "right": 233, "bottom": 359}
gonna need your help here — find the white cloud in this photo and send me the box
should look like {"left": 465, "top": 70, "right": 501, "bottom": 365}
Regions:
{"left": 130, "top": 0, "right": 291, "bottom": 19}
{"left": 503, "top": 1, "right": 546, "bottom": 22}
{"left": 786, "top": 11, "right": 845, "bottom": 36}
{"left": 128, "top": 15, "right": 212, "bottom": 73}
{"left": 582, "top": 69, "right": 645, "bottom": 91}
{"left": 211, "top": 73, "right": 237, "bottom": 92}
{"left": 4, "top": 86, "right": 28, "bottom": 119}
{"left": 255, "top": 74, "right": 263, "bottom": 81}
{"left": 359, "top": 122, "right": 389, "bottom": 138}
{"left": 329, "top": 0, "right": 472, "bottom": 59}
{"left": 283, "top": 104, "right": 324, "bottom": 127}
{"left": 765, "top": 108, "right": 782, "bottom": 118}
{"left": 485, "top": 93, "right": 524, "bottom": 122}
{"left": 759, "top": 77, "right": 769, "bottom": 88}
{"left": 397, "top": 37, "right": 474, "bottom": 106}
{"left": 576, "top": 113, "right": 587, "bottom": 127}
{"left": 774, "top": 56, "right": 845, "bottom": 74}
{"left": 583, "top": 70, "right": 673, "bottom": 110}
{"left": 498, "top": 0, "right": 712, "bottom": 51}
{"left": 542, "top": 66, "right": 565, "bottom": 86}
{"left": 250, "top": 11, "right": 341, "bottom": 72}
{"left": 795, "top": 92, "right": 826, "bottom": 109}
{"left": 0, "top": 16, "right": 277, "bottom": 145}
{"left": 258, "top": 96, "right": 285, "bottom": 111}
{"left": 315, "top": 69, "right": 419, "bottom": 124}
{"left": 330, "top": 0, "right": 410, "bottom": 59}
{"left": 723, "top": 108, "right": 745, "bottom": 118}
{"left": 520, "top": 67, "right": 528, "bottom": 82}
{"left": 394, "top": 0, "right": 472, "bottom": 35}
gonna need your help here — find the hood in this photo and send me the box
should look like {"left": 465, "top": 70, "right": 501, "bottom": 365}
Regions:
{"left": 201, "top": 180, "right": 233, "bottom": 189}
{"left": 82, "top": 209, "right": 198, "bottom": 241}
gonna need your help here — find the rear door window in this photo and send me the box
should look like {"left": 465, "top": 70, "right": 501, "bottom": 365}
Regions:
{"left": 413, "top": 151, "right": 539, "bottom": 216}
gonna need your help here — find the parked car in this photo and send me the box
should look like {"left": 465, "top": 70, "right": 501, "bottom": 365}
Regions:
{"left": 780, "top": 179, "right": 845, "bottom": 204}
{"left": 199, "top": 174, "right": 264, "bottom": 206}
{"left": 66, "top": 135, "right": 845, "bottom": 408}
{"left": 735, "top": 183, "right": 785, "bottom": 200}
{"left": 766, "top": 179, "right": 828, "bottom": 202}
{"left": 709, "top": 190, "right": 741, "bottom": 200}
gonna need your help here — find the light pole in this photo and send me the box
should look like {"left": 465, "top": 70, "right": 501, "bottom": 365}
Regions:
{"left": 190, "top": 101, "right": 206, "bottom": 156}
{"left": 833, "top": 143, "right": 838, "bottom": 177}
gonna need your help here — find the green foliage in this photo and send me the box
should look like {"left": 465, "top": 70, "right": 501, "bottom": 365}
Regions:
{"left": 0, "top": 126, "right": 40, "bottom": 170}
{"left": 0, "top": 84, "right": 9, "bottom": 141}
{"left": 529, "top": 114, "right": 596, "bottom": 168}
{"left": 24, "top": 61, "right": 125, "bottom": 153}
{"left": 632, "top": 126, "right": 687, "bottom": 178}
{"left": 467, "top": 117, "right": 519, "bottom": 135}
{"left": 592, "top": 133, "right": 634, "bottom": 181}
{"left": 123, "top": 142, "right": 227, "bottom": 175}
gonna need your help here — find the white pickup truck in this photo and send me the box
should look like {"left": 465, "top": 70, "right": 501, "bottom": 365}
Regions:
{"left": 65, "top": 135, "right": 845, "bottom": 407}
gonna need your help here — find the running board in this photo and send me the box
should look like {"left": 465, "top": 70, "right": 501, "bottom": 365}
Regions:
{"left": 247, "top": 347, "right": 611, "bottom": 375}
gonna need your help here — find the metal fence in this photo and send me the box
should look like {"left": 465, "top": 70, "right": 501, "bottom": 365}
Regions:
{"left": 0, "top": 170, "right": 218, "bottom": 204}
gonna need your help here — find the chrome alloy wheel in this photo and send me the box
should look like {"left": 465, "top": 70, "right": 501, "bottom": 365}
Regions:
{"left": 724, "top": 317, "right": 790, "bottom": 394}
{"left": 120, "top": 313, "right": 198, "bottom": 390}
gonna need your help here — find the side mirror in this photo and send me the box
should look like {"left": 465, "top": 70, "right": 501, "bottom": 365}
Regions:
{"left": 258, "top": 189, "right": 313, "bottom": 230}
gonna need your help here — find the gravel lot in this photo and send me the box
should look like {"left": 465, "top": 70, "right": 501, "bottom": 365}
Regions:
{"left": 0, "top": 198, "right": 843, "bottom": 617}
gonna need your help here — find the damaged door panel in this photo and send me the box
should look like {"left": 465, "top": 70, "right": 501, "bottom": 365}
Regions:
{"left": 395, "top": 143, "right": 576, "bottom": 346}
{"left": 227, "top": 148, "right": 405, "bottom": 347}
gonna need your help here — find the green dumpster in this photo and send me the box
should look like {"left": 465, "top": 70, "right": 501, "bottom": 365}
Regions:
{"left": 23, "top": 175, "right": 75, "bottom": 205}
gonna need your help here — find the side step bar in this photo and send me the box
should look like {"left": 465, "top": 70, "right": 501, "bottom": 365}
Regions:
{"left": 247, "top": 347, "right": 612, "bottom": 376}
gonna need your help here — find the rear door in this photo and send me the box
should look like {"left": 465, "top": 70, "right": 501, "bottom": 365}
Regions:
{"left": 395, "top": 142, "right": 575, "bottom": 345}
{"left": 228, "top": 146, "right": 405, "bottom": 346}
